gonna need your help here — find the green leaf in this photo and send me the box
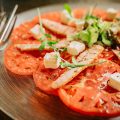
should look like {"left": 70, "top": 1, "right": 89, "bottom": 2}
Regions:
{"left": 79, "top": 29, "right": 90, "bottom": 43}
{"left": 39, "top": 35, "right": 46, "bottom": 41}
{"left": 85, "top": 14, "right": 98, "bottom": 21}
{"left": 72, "top": 56, "right": 78, "bottom": 64}
{"left": 54, "top": 52, "right": 61, "bottom": 60}
{"left": 47, "top": 41, "right": 58, "bottom": 46}
{"left": 64, "top": 4, "right": 72, "bottom": 15}
{"left": 96, "top": 41, "right": 104, "bottom": 46}
{"left": 70, "top": 32, "right": 81, "bottom": 40}
{"left": 101, "top": 32, "right": 112, "bottom": 46}
{"left": 58, "top": 48, "right": 67, "bottom": 52}
{"left": 44, "top": 33, "right": 52, "bottom": 38}
{"left": 37, "top": 8, "right": 45, "bottom": 34}
{"left": 60, "top": 61, "right": 71, "bottom": 68}
{"left": 88, "top": 26, "right": 99, "bottom": 47}
{"left": 54, "top": 54, "right": 58, "bottom": 59}
{"left": 60, "top": 60, "right": 106, "bottom": 69}
{"left": 85, "top": 4, "right": 98, "bottom": 21}
{"left": 39, "top": 41, "right": 47, "bottom": 51}
{"left": 60, "top": 62, "right": 75, "bottom": 68}
{"left": 98, "top": 21, "right": 112, "bottom": 33}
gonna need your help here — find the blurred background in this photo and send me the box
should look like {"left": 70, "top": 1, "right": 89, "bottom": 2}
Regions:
{"left": 1, "top": 0, "right": 120, "bottom": 14}
{"left": 1, "top": 0, "right": 79, "bottom": 14}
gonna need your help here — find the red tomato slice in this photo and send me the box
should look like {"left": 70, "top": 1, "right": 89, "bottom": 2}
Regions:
{"left": 4, "top": 44, "right": 42, "bottom": 75}
{"left": 93, "top": 8, "right": 107, "bottom": 20}
{"left": 33, "top": 61, "right": 66, "bottom": 95}
{"left": 58, "top": 60, "right": 120, "bottom": 117}
{"left": 10, "top": 12, "right": 61, "bottom": 44}
{"left": 99, "top": 49, "right": 115, "bottom": 60}
{"left": 33, "top": 51, "right": 71, "bottom": 95}
{"left": 73, "top": 8, "right": 87, "bottom": 18}
{"left": 10, "top": 8, "right": 108, "bottom": 44}
{"left": 10, "top": 26, "right": 35, "bottom": 44}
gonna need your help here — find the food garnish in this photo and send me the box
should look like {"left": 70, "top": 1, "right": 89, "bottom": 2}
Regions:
{"left": 51, "top": 45, "right": 104, "bottom": 89}
{"left": 68, "top": 6, "right": 120, "bottom": 47}
{"left": 4, "top": 4, "right": 120, "bottom": 117}
{"left": 30, "top": 24, "right": 43, "bottom": 40}
{"left": 67, "top": 41, "right": 85, "bottom": 55}
{"left": 63, "top": 4, "right": 72, "bottom": 16}
{"left": 60, "top": 59, "right": 106, "bottom": 68}
{"left": 108, "top": 72, "right": 120, "bottom": 91}
{"left": 43, "top": 52, "right": 61, "bottom": 69}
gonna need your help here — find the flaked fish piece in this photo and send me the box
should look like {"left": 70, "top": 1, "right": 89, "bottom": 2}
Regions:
{"left": 51, "top": 45, "right": 104, "bottom": 89}
{"left": 15, "top": 39, "right": 69, "bottom": 51}
{"left": 42, "top": 19, "right": 76, "bottom": 36}
{"left": 29, "top": 24, "right": 57, "bottom": 40}
{"left": 55, "top": 39, "right": 70, "bottom": 48}
{"left": 15, "top": 44, "right": 41, "bottom": 51}
{"left": 112, "top": 50, "right": 120, "bottom": 60}
{"left": 30, "top": 24, "right": 43, "bottom": 40}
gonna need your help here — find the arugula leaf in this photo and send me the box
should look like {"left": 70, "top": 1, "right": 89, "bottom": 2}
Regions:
{"left": 70, "top": 32, "right": 81, "bottom": 40}
{"left": 37, "top": 8, "right": 45, "bottom": 34}
{"left": 101, "top": 32, "right": 112, "bottom": 46}
{"left": 58, "top": 48, "right": 67, "bottom": 52}
{"left": 72, "top": 56, "right": 78, "bottom": 64}
{"left": 64, "top": 4, "right": 72, "bottom": 15}
{"left": 44, "top": 33, "right": 52, "bottom": 38}
{"left": 60, "top": 60, "right": 106, "bottom": 69}
{"left": 60, "top": 61, "right": 72, "bottom": 68}
{"left": 85, "top": 14, "right": 99, "bottom": 21}
{"left": 54, "top": 54, "right": 58, "bottom": 59}
{"left": 98, "top": 21, "right": 112, "bottom": 33}
{"left": 54, "top": 52, "right": 61, "bottom": 60}
{"left": 39, "top": 35, "right": 46, "bottom": 41}
{"left": 85, "top": 4, "right": 98, "bottom": 20}
{"left": 39, "top": 41, "right": 47, "bottom": 51}
{"left": 47, "top": 41, "right": 58, "bottom": 47}
{"left": 37, "top": 8, "right": 60, "bottom": 51}
{"left": 39, "top": 33, "right": 52, "bottom": 41}
{"left": 79, "top": 29, "right": 90, "bottom": 43}
{"left": 37, "top": 8, "right": 52, "bottom": 41}
{"left": 39, "top": 40, "right": 58, "bottom": 51}
{"left": 88, "top": 26, "right": 99, "bottom": 47}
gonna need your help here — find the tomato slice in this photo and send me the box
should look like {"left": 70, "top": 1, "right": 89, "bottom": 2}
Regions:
{"left": 33, "top": 51, "right": 71, "bottom": 95}
{"left": 10, "top": 21, "right": 37, "bottom": 43}
{"left": 58, "top": 60, "right": 120, "bottom": 117}
{"left": 4, "top": 44, "right": 43, "bottom": 75}
{"left": 73, "top": 8, "right": 87, "bottom": 18}
{"left": 33, "top": 61, "right": 66, "bottom": 95}
{"left": 99, "top": 49, "right": 115, "bottom": 60}
{"left": 10, "top": 11, "right": 62, "bottom": 44}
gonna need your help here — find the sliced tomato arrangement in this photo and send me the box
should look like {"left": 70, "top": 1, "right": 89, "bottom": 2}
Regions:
{"left": 4, "top": 7, "right": 120, "bottom": 117}
{"left": 4, "top": 40, "right": 48, "bottom": 75}
{"left": 58, "top": 60, "right": 120, "bottom": 117}
{"left": 33, "top": 61, "right": 66, "bottom": 95}
{"left": 33, "top": 52, "right": 71, "bottom": 95}
{"left": 4, "top": 45, "right": 39, "bottom": 75}
{"left": 10, "top": 21, "right": 37, "bottom": 44}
